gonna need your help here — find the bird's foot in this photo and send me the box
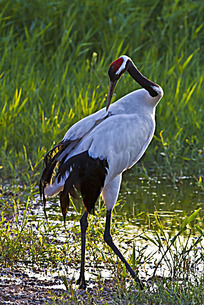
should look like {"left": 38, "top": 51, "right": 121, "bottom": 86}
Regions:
{"left": 135, "top": 277, "right": 144, "bottom": 290}
{"left": 76, "top": 275, "right": 86, "bottom": 289}
{"left": 78, "top": 281, "right": 87, "bottom": 289}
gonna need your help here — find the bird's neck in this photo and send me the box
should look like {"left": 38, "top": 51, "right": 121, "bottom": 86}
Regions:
{"left": 127, "top": 61, "right": 159, "bottom": 98}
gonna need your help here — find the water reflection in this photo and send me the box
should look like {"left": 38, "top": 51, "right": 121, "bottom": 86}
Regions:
{"left": 1, "top": 174, "right": 203, "bottom": 290}
{"left": 117, "top": 172, "right": 203, "bottom": 231}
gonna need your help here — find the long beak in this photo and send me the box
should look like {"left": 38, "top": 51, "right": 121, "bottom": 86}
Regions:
{"left": 106, "top": 80, "right": 117, "bottom": 111}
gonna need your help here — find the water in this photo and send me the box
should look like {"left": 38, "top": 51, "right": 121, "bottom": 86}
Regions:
{"left": 1, "top": 174, "right": 203, "bottom": 291}
{"left": 117, "top": 173, "right": 203, "bottom": 230}
{"left": 42, "top": 173, "right": 203, "bottom": 228}
{"left": 36, "top": 174, "right": 203, "bottom": 281}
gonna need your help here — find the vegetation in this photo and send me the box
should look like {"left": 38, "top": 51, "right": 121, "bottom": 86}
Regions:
{"left": 0, "top": 0, "right": 203, "bottom": 181}
{"left": 0, "top": 186, "right": 203, "bottom": 304}
{"left": 0, "top": 0, "right": 203, "bottom": 304}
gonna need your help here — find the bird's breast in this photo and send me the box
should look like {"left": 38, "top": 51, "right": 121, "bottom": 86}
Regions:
{"left": 98, "top": 113, "right": 155, "bottom": 185}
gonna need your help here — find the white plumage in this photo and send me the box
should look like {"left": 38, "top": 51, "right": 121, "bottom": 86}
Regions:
{"left": 40, "top": 55, "right": 163, "bottom": 289}
{"left": 44, "top": 87, "right": 162, "bottom": 198}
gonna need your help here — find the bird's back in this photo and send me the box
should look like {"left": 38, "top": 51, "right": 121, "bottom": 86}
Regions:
{"left": 41, "top": 86, "right": 163, "bottom": 213}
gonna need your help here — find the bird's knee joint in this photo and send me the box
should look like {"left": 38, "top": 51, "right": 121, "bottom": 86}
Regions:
{"left": 104, "top": 231, "right": 113, "bottom": 244}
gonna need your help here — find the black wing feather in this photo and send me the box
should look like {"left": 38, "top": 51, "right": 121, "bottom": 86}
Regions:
{"left": 58, "top": 151, "right": 108, "bottom": 216}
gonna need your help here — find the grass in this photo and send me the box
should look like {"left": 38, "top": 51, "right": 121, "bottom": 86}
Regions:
{"left": 0, "top": 183, "right": 203, "bottom": 304}
{"left": 0, "top": 0, "right": 203, "bottom": 181}
{"left": 0, "top": 1, "right": 203, "bottom": 304}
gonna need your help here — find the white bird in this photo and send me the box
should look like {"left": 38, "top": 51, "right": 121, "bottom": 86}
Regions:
{"left": 40, "top": 55, "right": 163, "bottom": 290}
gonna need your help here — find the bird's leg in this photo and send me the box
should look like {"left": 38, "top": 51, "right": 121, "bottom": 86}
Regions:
{"left": 104, "top": 209, "right": 144, "bottom": 290}
{"left": 76, "top": 210, "right": 88, "bottom": 289}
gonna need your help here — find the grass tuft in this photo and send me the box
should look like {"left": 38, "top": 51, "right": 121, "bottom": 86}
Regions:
{"left": 0, "top": 0, "right": 203, "bottom": 181}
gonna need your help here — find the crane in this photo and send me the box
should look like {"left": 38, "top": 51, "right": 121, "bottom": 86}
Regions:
{"left": 40, "top": 55, "right": 163, "bottom": 290}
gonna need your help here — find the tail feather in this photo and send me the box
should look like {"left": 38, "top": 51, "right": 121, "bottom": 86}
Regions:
{"left": 44, "top": 141, "right": 64, "bottom": 166}
{"left": 58, "top": 151, "right": 108, "bottom": 217}
{"left": 40, "top": 145, "right": 108, "bottom": 220}
{"left": 40, "top": 139, "right": 83, "bottom": 194}
{"left": 39, "top": 140, "right": 72, "bottom": 203}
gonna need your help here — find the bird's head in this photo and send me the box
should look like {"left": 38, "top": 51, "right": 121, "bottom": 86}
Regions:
{"left": 106, "top": 55, "right": 130, "bottom": 111}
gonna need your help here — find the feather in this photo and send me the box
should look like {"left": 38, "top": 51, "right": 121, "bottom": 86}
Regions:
{"left": 58, "top": 151, "right": 108, "bottom": 218}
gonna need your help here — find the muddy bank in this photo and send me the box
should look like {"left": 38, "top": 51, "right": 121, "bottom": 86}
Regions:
{"left": 0, "top": 267, "right": 117, "bottom": 304}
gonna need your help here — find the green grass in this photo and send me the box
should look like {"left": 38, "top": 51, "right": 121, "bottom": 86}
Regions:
{"left": 0, "top": 1, "right": 203, "bottom": 304}
{"left": 0, "top": 0, "right": 203, "bottom": 182}
{"left": 0, "top": 184, "right": 203, "bottom": 304}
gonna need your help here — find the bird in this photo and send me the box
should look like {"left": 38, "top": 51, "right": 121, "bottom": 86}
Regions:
{"left": 39, "top": 55, "right": 163, "bottom": 290}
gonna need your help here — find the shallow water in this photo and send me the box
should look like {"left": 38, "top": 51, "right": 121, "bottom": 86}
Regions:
{"left": 52, "top": 173, "right": 203, "bottom": 232}
{"left": 33, "top": 174, "right": 203, "bottom": 280}
{"left": 118, "top": 173, "right": 203, "bottom": 230}
{"left": 1, "top": 174, "right": 203, "bottom": 291}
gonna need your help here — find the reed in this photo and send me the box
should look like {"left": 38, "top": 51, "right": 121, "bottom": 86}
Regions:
{"left": 0, "top": 185, "right": 203, "bottom": 304}
{"left": 0, "top": 0, "right": 203, "bottom": 182}
{"left": 0, "top": 1, "right": 203, "bottom": 303}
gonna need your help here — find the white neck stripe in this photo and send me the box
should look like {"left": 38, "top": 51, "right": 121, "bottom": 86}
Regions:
{"left": 115, "top": 55, "right": 130, "bottom": 75}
